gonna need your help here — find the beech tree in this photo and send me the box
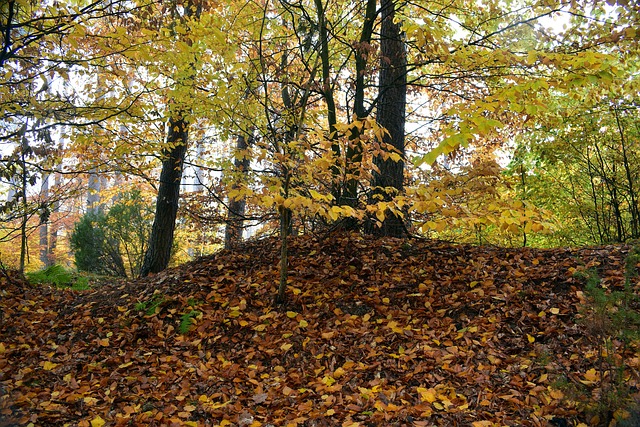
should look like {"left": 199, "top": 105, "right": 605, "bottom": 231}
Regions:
{"left": 2, "top": 0, "right": 640, "bottom": 272}
{"left": 370, "top": 0, "right": 407, "bottom": 237}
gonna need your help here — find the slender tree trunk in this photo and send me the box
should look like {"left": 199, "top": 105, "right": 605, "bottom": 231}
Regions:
{"left": 614, "top": 107, "right": 639, "bottom": 238}
{"left": 39, "top": 172, "right": 50, "bottom": 266}
{"left": 370, "top": 0, "right": 406, "bottom": 237}
{"left": 314, "top": 0, "right": 341, "bottom": 203}
{"left": 594, "top": 142, "right": 624, "bottom": 241}
{"left": 520, "top": 165, "right": 527, "bottom": 247}
{"left": 19, "top": 144, "right": 28, "bottom": 272}
{"left": 140, "top": 116, "right": 189, "bottom": 277}
{"left": 224, "top": 133, "right": 251, "bottom": 249}
{"left": 587, "top": 146, "right": 606, "bottom": 243}
{"left": 48, "top": 171, "right": 61, "bottom": 264}
{"left": 276, "top": 172, "right": 291, "bottom": 304}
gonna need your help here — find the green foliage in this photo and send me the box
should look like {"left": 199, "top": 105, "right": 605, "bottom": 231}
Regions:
{"left": 104, "top": 190, "right": 153, "bottom": 277}
{"left": 26, "top": 264, "right": 89, "bottom": 290}
{"left": 134, "top": 295, "right": 166, "bottom": 316}
{"left": 70, "top": 212, "right": 117, "bottom": 275}
{"left": 568, "top": 248, "right": 640, "bottom": 425}
{"left": 70, "top": 190, "right": 153, "bottom": 278}
{"left": 508, "top": 99, "right": 640, "bottom": 247}
{"left": 178, "top": 310, "right": 201, "bottom": 334}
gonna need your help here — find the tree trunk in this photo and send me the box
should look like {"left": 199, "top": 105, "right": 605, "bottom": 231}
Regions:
{"left": 341, "top": 0, "right": 377, "bottom": 211}
{"left": 370, "top": 0, "right": 406, "bottom": 237}
{"left": 19, "top": 140, "right": 28, "bottom": 272}
{"left": 140, "top": 116, "right": 189, "bottom": 277}
{"left": 314, "top": 0, "right": 341, "bottom": 203}
{"left": 224, "top": 133, "right": 252, "bottom": 249}
{"left": 39, "top": 172, "right": 50, "bottom": 266}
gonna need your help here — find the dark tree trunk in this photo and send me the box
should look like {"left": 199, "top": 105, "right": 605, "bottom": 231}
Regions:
{"left": 370, "top": 0, "right": 406, "bottom": 237}
{"left": 224, "top": 133, "right": 251, "bottom": 249}
{"left": 314, "top": 0, "right": 341, "bottom": 203}
{"left": 342, "top": 0, "right": 377, "bottom": 210}
{"left": 140, "top": 116, "right": 189, "bottom": 277}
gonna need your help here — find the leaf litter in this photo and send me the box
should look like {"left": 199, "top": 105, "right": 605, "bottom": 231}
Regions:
{"left": 1, "top": 232, "right": 638, "bottom": 426}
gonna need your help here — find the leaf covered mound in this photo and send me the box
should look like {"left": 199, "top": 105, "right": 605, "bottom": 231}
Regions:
{"left": 1, "top": 233, "right": 638, "bottom": 427}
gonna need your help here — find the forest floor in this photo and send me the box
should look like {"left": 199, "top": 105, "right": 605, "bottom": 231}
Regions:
{"left": 1, "top": 232, "right": 640, "bottom": 427}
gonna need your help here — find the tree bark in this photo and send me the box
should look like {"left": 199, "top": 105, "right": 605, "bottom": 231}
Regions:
{"left": 140, "top": 116, "right": 189, "bottom": 276}
{"left": 314, "top": 0, "right": 341, "bottom": 203}
{"left": 370, "top": 0, "right": 406, "bottom": 237}
{"left": 224, "top": 133, "right": 251, "bottom": 249}
{"left": 343, "top": 0, "right": 376, "bottom": 204}
{"left": 39, "top": 172, "right": 50, "bottom": 266}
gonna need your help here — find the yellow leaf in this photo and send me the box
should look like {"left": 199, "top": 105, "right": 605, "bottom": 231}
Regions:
{"left": 309, "top": 189, "right": 323, "bottom": 200}
{"left": 299, "top": 319, "right": 308, "bottom": 328}
{"left": 0, "top": 343, "right": 5, "bottom": 354}
{"left": 375, "top": 209, "right": 385, "bottom": 222}
{"left": 90, "top": 416, "right": 105, "bottom": 427}
{"left": 550, "top": 307, "right": 560, "bottom": 314}
{"left": 333, "top": 367, "right": 345, "bottom": 378}
{"left": 584, "top": 368, "right": 598, "bottom": 382}
{"left": 84, "top": 397, "right": 99, "bottom": 406}
{"left": 331, "top": 205, "right": 344, "bottom": 221}
{"left": 286, "top": 311, "right": 298, "bottom": 318}
{"left": 418, "top": 387, "right": 437, "bottom": 403}
{"left": 374, "top": 400, "right": 386, "bottom": 411}
{"left": 43, "top": 361, "right": 58, "bottom": 371}
{"left": 527, "top": 334, "right": 535, "bottom": 343}
{"left": 280, "top": 343, "right": 293, "bottom": 351}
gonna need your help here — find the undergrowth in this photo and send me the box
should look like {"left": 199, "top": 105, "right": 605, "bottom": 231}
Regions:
{"left": 26, "top": 264, "right": 90, "bottom": 290}
{"left": 565, "top": 245, "right": 640, "bottom": 426}
{"left": 134, "top": 294, "right": 166, "bottom": 316}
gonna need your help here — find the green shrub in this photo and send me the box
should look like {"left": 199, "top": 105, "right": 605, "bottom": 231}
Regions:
{"left": 70, "top": 190, "right": 153, "bottom": 278}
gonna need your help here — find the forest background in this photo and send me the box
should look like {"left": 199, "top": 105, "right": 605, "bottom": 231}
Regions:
{"left": 0, "top": 0, "right": 639, "bottom": 277}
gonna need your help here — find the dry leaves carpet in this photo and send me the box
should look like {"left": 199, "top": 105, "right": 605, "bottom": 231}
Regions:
{"left": 1, "top": 233, "right": 639, "bottom": 427}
